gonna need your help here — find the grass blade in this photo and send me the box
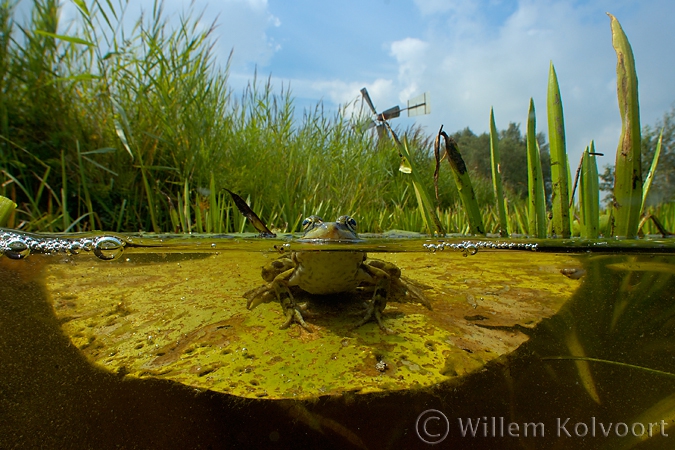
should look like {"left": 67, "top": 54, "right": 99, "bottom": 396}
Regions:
{"left": 0, "top": 195, "right": 16, "bottom": 227}
{"left": 547, "top": 62, "right": 571, "bottom": 237}
{"left": 526, "top": 98, "right": 546, "bottom": 238}
{"left": 489, "top": 108, "right": 508, "bottom": 237}
{"left": 438, "top": 130, "right": 485, "bottom": 235}
{"left": 640, "top": 128, "right": 663, "bottom": 216}
{"left": 608, "top": 13, "right": 642, "bottom": 238}
{"left": 580, "top": 143, "right": 600, "bottom": 238}
{"left": 33, "top": 29, "right": 94, "bottom": 47}
{"left": 76, "top": 141, "right": 96, "bottom": 230}
{"left": 399, "top": 135, "right": 444, "bottom": 234}
{"left": 60, "top": 150, "right": 70, "bottom": 231}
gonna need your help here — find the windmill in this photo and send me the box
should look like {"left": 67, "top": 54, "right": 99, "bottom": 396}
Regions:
{"left": 359, "top": 87, "right": 431, "bottom": 140}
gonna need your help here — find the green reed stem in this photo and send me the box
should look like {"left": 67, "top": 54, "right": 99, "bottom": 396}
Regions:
{"left": 438, "top": 130, "right": 484, "bottom": 235}
{"left": 526, "top": 98, "right": 546, "bottom": 238}
{"left": 640, "top": 128, "right": 663, "bottom": 217}
{"left": 489, "top": 108, "right": 508, "bottom": 237}
{"left": 608, "top": 13, "right": 642, "bottom": 238}
{"left": 547, "top": 62, "right": 571, "bottom": 237}
{"left": 580, "top": 143, "right": 599, "bottom": 238}
{"left": 0, "top": 194, "right": 16, "bottom": 227}
{"left": 398, "top": 133, "right": 444, "bottom": 235}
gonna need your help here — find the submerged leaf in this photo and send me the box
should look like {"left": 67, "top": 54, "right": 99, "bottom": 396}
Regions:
{"left": 45, "top": 248, "right": 578, "bottom": 399}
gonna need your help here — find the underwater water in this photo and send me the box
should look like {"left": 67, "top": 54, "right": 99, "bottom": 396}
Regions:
{"left": 1, "top": 230, "right": 675, "bottom": 449}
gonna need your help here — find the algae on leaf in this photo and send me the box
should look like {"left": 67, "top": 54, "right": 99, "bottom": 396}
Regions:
{"left": 45, "top": 246, "right": 580, "bottom": 399}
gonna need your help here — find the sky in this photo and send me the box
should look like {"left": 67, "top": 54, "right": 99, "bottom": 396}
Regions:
{"left": 30, "top": 0, "right": 675, "bottom": 168}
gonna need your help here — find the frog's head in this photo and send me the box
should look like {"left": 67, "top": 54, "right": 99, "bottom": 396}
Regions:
{"left": 300, "top": 215, "right": 360, "bottom": 241}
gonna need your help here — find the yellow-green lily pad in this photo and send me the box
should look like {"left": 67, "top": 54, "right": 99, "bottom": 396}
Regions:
{"left": 44, "top": 246, "right": 581, "bottom": 399}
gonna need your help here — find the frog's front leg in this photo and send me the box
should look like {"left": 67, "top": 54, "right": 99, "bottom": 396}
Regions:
{"left": 353, "top": 264, "right": 392, "bottom": 332}
{"left": 268, "top": 268, "right": 312, "bottom": 332}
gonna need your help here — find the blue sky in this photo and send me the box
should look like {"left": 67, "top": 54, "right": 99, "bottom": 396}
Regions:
{"left": 46, "top": 0, "right": 675, "bottom": 167}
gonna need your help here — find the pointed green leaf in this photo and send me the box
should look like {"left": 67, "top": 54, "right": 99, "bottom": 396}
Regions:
{"left": 526, "top": 99, "right": 546, "bottom": 238}
{"left": 489, "top": 108, "right": 508, "bottom": 237}
{"left": 547, "top": 62, "right": 571, "bottom": 237}
{"left": 608, "top": 13, "right": 642, "bottom": 238}
{"left": 34, "top": 30, "right": 94, "bottom": 46}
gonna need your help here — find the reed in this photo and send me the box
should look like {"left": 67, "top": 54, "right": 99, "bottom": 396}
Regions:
{"left": 489, "top": 108, "right": 509, "bottom": 237}
{"left": 526, "top": 99, "right": 547, "bottom": 238}
{"left": 608, "top": 13, "right": 642, "bottom": 238}
{"left": 547, "top": 63, "right": 571, "bottom": 237}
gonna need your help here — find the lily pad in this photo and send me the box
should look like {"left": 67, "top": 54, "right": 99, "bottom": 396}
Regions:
{"left": 45, "top": 246, "right": 581, "bottom": 399}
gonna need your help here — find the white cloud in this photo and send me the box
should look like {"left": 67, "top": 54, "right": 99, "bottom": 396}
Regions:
{"left": 172, "top": 0, "right": 281, "bottom": 70}
{"left": 388, "top": 0, "right": 623, "bottom": 166}
{"left": 413, "top": 0, "right": 478, "bottom": 17}
{"left": 58, "top": 0, "right": 280, "bottom": 74}
{"left": 390, "top": 38, "right": 429, "bottom": 102}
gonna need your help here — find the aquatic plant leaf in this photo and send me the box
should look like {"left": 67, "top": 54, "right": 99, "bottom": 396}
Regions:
{"left": 437, "top": 129, "right": 485, "bottom": 235}
{"left": 564, "top": 328, "right": 601, "bottom": 404}
{"left": 640, "top": 128, "right": 663, "bottom": 216}
{"left": 44, "top": 246, "right": 579, "bottom": 400}
{"left": 547, "top": 63, "right": 571, "bottom": 238}
{"left": 489, "top": 108, "right": 508, "bottom": 237}
{"left": 395, "top": 133, "right": 443, "bottom": 234}
{"left": 526, "top": 99, "right": 546, "bottom": 238}
{"left": 0, "top": 195, "right": 16, "bottom": 227}
{"left": 608, "top": 13, "right": 642, "bottom": 238}
{"left": 600, "top": 391, "right": 675, "bottom": 450}
{"left": 579, "top": 144, "right": 600, "bottom": 239}
{"left": 225, "top": 189, "right": 275, "bottom": 237}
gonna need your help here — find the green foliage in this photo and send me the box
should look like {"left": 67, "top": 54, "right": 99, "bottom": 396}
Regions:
{"left": 437, "top": 131, "right": 485, "bottom": 235}
{"left": 526, "top": 99, "right": 547, "bottom": 238}
{"left": 608, "top": 13, "right": 642, "bottom": 238}
{"left": 0, "top": 194, "right": 15, "bottom": 226}
{"left": 579, "top": 143, "right": 600, "bottom": 239}
{"left": 451, "top": 124, "right": 551, "bottom": 201}
{"left": 641, "top": 105, "right": 675, "bottom": 205}
{"left": 489, "top": 108, "right": 508, "bottom": 237}
{"left": 1, "top": 0, "right": 524, "bottom": 234}
{"left": 547, "top": 62, "right": 571, "bottom": 238}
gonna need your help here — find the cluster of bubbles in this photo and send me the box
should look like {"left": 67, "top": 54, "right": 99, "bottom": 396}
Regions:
{"left": 423, "top": 240, "right": 538, "bottom": 256}
{"left": 0, "top": 231, "right": 126, "bottom": 261}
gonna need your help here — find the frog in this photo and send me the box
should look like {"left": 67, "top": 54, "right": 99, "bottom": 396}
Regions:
{"left": 243, "top": 215, "right": 431, "bottom": 332}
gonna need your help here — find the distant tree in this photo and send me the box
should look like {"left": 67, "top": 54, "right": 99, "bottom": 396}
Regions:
{"left": 452, "top": 123, "right": 551, "bottom": 200}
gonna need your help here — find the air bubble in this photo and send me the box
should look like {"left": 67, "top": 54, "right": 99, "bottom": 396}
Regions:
{"left": 68, "top": 241, "right": 82, "bottom": 255}
{"left": 424, "top": 240, "right": 538, "bottom": 253}
{"left": 81, "top": 239, "right": 94, "bottom": 252}
{"left": 93, "top": 236, "right": 125, "bottom": 261}
{"left": 5, "top": 239, "right": 30, "bottom": 260}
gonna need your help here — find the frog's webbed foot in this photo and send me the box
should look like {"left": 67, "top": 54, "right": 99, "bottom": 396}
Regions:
{"left": 352, "top": 264, "right": 393, "bottom": 333}
{"left": 278, "top": 290, "right": 312, "bottom": 332}
{"left": 244, "top": 284, "right": 276, "bottom": 310}
{"left": 352, "top": 299, "right": 393, "bottom": 334}
{"left": 394, "top": 277, "right": 432, "bottom": 310}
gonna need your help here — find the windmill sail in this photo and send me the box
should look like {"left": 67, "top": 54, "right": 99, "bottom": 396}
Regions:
{"left": 407, "top": 92, "right": 430, "bottom": 117}
{"left": 379, "top": 105, "right": 401, "bottom": 121}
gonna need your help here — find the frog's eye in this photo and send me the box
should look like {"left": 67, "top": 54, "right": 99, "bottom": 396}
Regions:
{"left": 339, "top": 215, "right": 357, "bottom": 232}
{"left": 302, "top": 215, "right": 323, "bottom": 231}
